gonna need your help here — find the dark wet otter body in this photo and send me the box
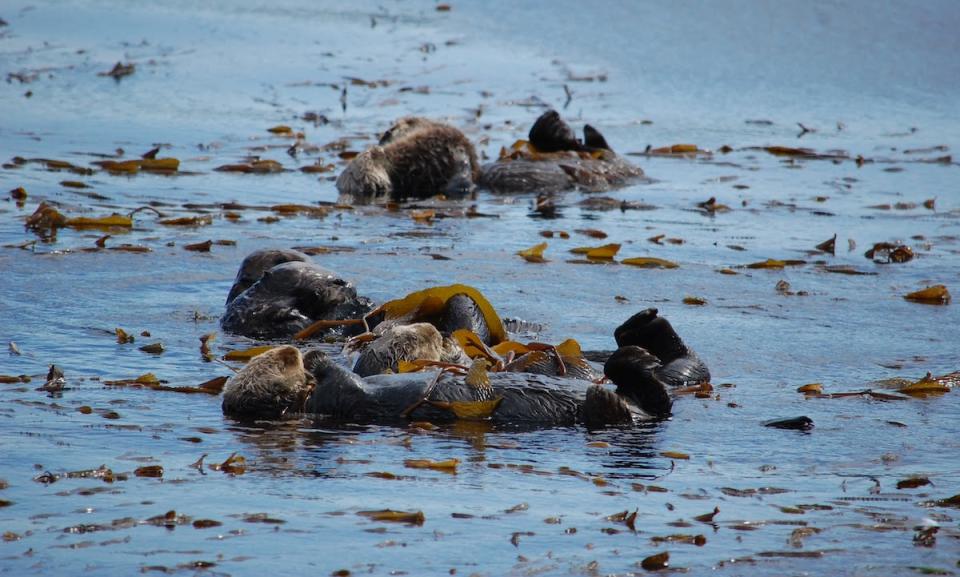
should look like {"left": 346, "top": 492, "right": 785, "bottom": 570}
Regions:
{"left": 306, "top": 353, "right": 648, "bottom": 427}
{"left": 336, "top": 117, "right": 479, "bottom": 204}
{"left": 222, "top": 249, "right": 372, "bottom": 340}
{"left": 479, "top": 110, "right": 644, "bottom": 193}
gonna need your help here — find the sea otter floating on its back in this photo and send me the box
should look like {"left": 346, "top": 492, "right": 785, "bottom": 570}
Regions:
{"left": 479, "top": 110, "right": 645, "bottom": 193}
{"left": 336, "top": 117, "right": 480, "bottom": 204}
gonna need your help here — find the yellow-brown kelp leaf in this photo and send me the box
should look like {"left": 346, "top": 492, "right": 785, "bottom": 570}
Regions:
{"left": 816, "top": 234, "right": 837, "bottom": 254}
{"left": 209, "top": 452, "right": 245, "bottom": 474}
{"left": 95, "top": 159, "right": 141, "bottom": 173}
{"left": 575, "top": 228, "right": 608, "bottom": 239}
{"left": 10, "top": 187, "right": 28, "bottom": 201}
{"left": 570, "top": 243, "right": 621, "bottom": 259}
{"left": 651, "top": 534, "right": 707, "bottom": 546}
{"left": 223, "top": 346, "right": 276, "bottom": 361}
{"left": 403, "top": 458, "right": 459, "bottom": 472}
{"left": 517, "top": 242, "right": 548, "bottom": 263}
{"left": 683, "top": 296, "right": 707, "bottom": 306}
{"left": 381, "top": 285, "right": 506, "bottom": 344}
{"left": 184, "top": 240, "right": 213, "bottom": 252}
{"left": 746, "top": 259, "right": 788, "bottom": 269}
{"left": 138, "top": 158, "right": 180, "bottom": 172}
{"left": 116, "top": 327, "right": 135, "bottom": 344}
{"left": 357, "top": 509, "right": 425, "bottom": 525}
{"left": 66, "top": 214, "right": 133, "bottom": 229}
{"left": 898, "top": 376, "right": 951, "bottom": 397}
{"left": 410, "top": 209, "right": 435, "bottom": 222}
{"left": 904, "top": 285, "right": 951, "bottom": 305}
{"left": 640, "top": 551, "right": 670, "bottom": 570}
{"left": 139, "top": 342, "right": 165, "bottom": 354}
{"left": 621, "top": 257, "right": 679, "bottom": 269}
{"left": 428, "top": 397, "right": 504, "bottom": 420}
{"left": 693, "top": 506, "right": 720, "bottom": 523}
{"left": 797, "top": 383, "right": 823, "bottom": 395}
{"left": 267, "top": 125, "right": 293, "bottom": 135}
{"left": 270, "top": 204, "right": 329, "bottom": 217}
{"left": 660, "top": 451, "right": 690, "bottom": 460}
{"left": 134, "top": 465, "right": 164, "bottom": 478}
{"left": 649, "top": 144, "right": 701, "bottom": 155}
{"left": 159, "top": 215, "right": 213, "bottom": 226}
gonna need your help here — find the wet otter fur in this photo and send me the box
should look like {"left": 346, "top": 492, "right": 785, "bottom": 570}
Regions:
{"left": 222, "top": 346, "right": 314, "bottom": 418}
{"left": 222, "top": 250, "right": 373, "bottom": 340}
{"left": 613, "top": 308, "right": 711, "bottom": 386}
{"left": 352, "top": 322, "right": 469, "bottom": 377}
{"left": 336, "top": 117, "right": 480, "bottom": 203}
{"left": 479, "top": 110, "right": 644, "bottom": 193}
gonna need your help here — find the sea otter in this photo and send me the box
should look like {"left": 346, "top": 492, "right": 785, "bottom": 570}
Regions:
{"left": 221, "top": 249, "right": 373, "bottom": 340}
{"left": 479, "top": 110, "right": 644, "bottom": 193}
{"left": 336, "top": 117, "right": 480, "bottom": 204}
{"left": 221, "top": 309, "right": 710, "bottom": 427}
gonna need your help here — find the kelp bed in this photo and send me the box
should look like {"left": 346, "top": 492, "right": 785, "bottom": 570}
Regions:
{"left": 1, "top": 1, "right": 959, "bottom": 575}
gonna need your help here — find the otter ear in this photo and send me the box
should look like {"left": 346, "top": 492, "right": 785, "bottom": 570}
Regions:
{"left": 583, "top": 125, "right": 611, "bottom": 151}
{"left": 528, "top": 109, "right": 581, "bottom": 152}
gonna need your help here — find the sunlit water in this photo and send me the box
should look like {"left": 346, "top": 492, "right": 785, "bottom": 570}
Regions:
{"left": 1, "top": 1, "right": 959, "bottom": 575}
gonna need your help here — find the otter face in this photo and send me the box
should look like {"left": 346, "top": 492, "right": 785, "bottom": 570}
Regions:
{"left": 222, "top": 346, "right": 313, "bottom": 418}
{"left": 226, "top": 249, "right": 311, "bottom": 305}
{"left": 353, "top": 323, "right": 445, "bottom": 377}
{"left": 336, "top": 147, "right": 393, "bottom": 203}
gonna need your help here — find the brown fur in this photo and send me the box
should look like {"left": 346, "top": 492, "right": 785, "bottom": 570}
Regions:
{"left": 337, "top": 117, "right": 479, "bottom": 203}
{"left": 222, "top": 346, "right": 312, "bottom": 418}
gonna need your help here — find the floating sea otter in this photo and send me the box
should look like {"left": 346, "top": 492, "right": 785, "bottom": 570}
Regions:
{"left": 479, "top": 109, "right": 645, "bottom": 193}
{"left": 336, "top": 117, "right": 480, "bottom": 204}
{"left": 221, "top": 249, "right": 373, "bottom": 340}
{"left": 221, "top": 304, "right": 710, "bottom": 427}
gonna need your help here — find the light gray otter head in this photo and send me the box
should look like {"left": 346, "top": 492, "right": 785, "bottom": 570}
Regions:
{"left": 222, "top": 346, "right": 314, "bottom": 419}
{"left": 353, "top": 322, "right": 466, "bottom": 377}
{"left": 336, "top": 117, "right": 479, "bottom": 203}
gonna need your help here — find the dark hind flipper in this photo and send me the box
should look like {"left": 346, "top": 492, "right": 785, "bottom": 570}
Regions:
{"left": 614, "top": 309, "right": 686, "bottom": 365}
{"left": 604, "top": 346, "right": 672, "bottom": 417}
{"left": 528, "top": 110, "right": 581, "bottom": 152}
{"left": 582, "top": 124, "right": 611, "bottom": 151}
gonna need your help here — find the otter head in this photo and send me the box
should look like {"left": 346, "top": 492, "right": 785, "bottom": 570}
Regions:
{"left": 222, "top": 346, "right": 314, "bottom": 419}
{"left": 336, "top": 146, "right": 393, "bottom": 203}
{"left": 226, "top": 249, "right": 311, "bottom": 305}
{"left": 379, "top": 117, "right": 437, "bottom": 144}
{"left": 603, "top": 345, "right": 672, "bottom": 417}
{"left": 352, "top": 322, "right": 446, "bottom": 377}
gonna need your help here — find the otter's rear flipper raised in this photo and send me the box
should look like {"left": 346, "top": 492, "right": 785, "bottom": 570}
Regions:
{"left": 582, "top": 124, "right": 611, "bottom": 151}
{"left": 614, "top": 308, "right": 710, "bottom": 387}
{"left": 528, "top": 109, "right": 582, "bottom": 152}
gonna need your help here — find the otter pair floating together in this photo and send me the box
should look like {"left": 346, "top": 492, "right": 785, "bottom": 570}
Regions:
{"left": 335, "top": 110, "right": 645, "bottom": 203}
{"left": 220, "top": 249, "right": 710, "bottom": 427}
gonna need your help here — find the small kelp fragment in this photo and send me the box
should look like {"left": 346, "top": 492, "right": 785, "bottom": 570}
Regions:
{"left": 606, "top": 509, "right": 638, "bottom": 531}
{"left": 821, "top": 265, "right": 875, "bottom": 276}
{"left": 904, "top": 285, "right": 950, "bottom": 305}
{"left": 10, "top": 187, "right": 28, "bottom": 201}
{"left": 683, "top": 296, "right": 707, "bottom": 306}
{"left": 159, "top": 215, "right": 213, "bottom": 226}
{"left": 357, "top": 509, "right": 425, "bottom": 525}
{"left": 517, "top": 242, "right": 548, "bottom": 263}
{"left": 575, "top": 228, "right": 608, "bottom": 239}
{"left": 797, "top": 383, "right": 823, "bottom": 395}
{"left": 922, "top": 494, "right": 960, "bottom": 508}
{"left": 267, "top": 125, "right": 293, "bottom": 135}
{"left": 621, "top": 257, "right": 678, "bottom": 269}
{"left": 0, "top": 374, "right": 30, "bottom": 384}
{"left": 116, "top": 327, "right": 135, "bottom": 344}
{"left": 184, "top": 240, "right": 213, "bottom": 252}
{"left": 697, "top": 196, "right": 730, "bottom": 213}
{"left": 865, "top": 242, "right": 913, "bottom": 263}
{"left": 209, "top": 452, "right": 245, "bottom": 474}
{"left": 661, "top": 451, "right": 690, "bottom": 460}
{"left": 99, "top": 61, "right": 135, "bottom": 79}
{"left": 816, "top": 234, "right": 837, "bottom": 254}
{"left": 403, "top": 458, "right": 459, "bottom": 472}
{"left": 764, "top": 416, "right": 814, "bottom": 430}
{"left": 651, "top": 534, "right": 706, "bottom": 546}
{"left": 104, "top": 373, "right": 159, "bottom": 386}
{"left": 427, "top": 397, "right": 503, "bottom": 420}
{"left": 746, "top": 259, "right": 804, "bottom": 270}
{"left": 138, "top": 342, "right": 164, "bottom": 354}
{"left": 649, "top": 144, "right": 702, "bottom": 155}
{"left": 896, "top": 477, "right": 931, "bottom": 490}
{"left": 66, "top": 213, "right": 133, "bottom": 228}
{"left": 134, "top": 465, "right": 164, "bottom": 478}
{"left": 410, "top": 209, "right": 435, "bottom": 222}
{"left": 899, "top": 375, "right": 951, "bottom": 397}
{"left": 300, "top": 162, "right": 336, "bottom": 174}
{"left": 380, "top": 285, "right": 506, "bottom": 344}
{"left": 223, "top": 346, "right": 276, "bottom": 361}
{"left": 693, "top": 506, "right": 720, "bottom": 523}
{"left": 270, "top": 204, "right": 328, "bottom": 217}
{"left": 570, "top": 243, "right": 620, "bottom": 260}
{"left": 640, "top": 551, "right": 670, "bottom": 571}
{"left": 215, "top": 159, "right": 283, "bottom": 173}
{"left": 192, "top": 519, "right": 223, "bottom": 529}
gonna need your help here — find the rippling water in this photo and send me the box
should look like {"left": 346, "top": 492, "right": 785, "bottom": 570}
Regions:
{"left": 1, "top": 1, "right": 959, "bottom": 575}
